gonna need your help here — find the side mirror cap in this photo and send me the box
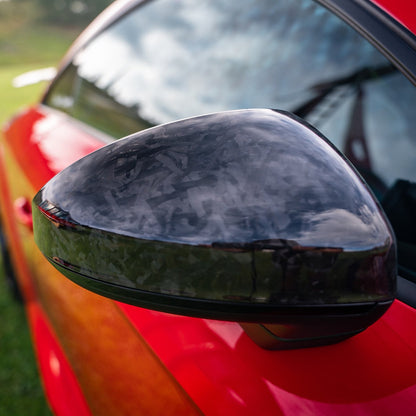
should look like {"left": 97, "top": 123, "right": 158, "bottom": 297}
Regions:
{"left": 33, "top": 109, "right": 396, "bottom": 349}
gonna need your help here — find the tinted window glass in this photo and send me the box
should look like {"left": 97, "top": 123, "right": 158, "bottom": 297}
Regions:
{"left": 45, "top": 0, "right": 416, "bottom": 193}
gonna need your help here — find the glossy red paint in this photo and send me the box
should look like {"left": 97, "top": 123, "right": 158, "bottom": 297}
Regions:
{"left": 1, "top": 107, "right": 106, "bottom": 412}
{"left": 4, "top": 107, "right": 104, "bottom": 190}
{"left": 0, "top": 145, "right": 36, "bottom": 302}
{"left": 2, "top": 106, "right": 203, "bottom": 415}
{"left": 119, "top": 300, "right": 416, "bottom": 416}
{"left": 27, "top": 301, "right": 92, "bottom": 416}
{"left": 371, "top": 0, "right": 416, "bottom": 33}
{"left": 13, "top": 196, "right": 33, "bottom": 230}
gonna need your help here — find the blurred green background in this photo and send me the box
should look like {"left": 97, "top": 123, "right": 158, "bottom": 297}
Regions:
{"left": 0, "top": 0, "right": 111, "bottom": 413}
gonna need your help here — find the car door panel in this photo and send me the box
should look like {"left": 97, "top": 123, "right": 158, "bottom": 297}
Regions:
{"left": 1, "top": 106, "right": 202, "bottom": 415}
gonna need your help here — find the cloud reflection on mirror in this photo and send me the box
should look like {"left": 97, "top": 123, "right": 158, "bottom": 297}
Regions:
{"left": 42, "top": 109, "right": 391, "bottom": 252}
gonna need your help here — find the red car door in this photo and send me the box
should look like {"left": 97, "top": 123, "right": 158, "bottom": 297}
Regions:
{"left": 1, "top": 0, "right": 416, "bottom": 415}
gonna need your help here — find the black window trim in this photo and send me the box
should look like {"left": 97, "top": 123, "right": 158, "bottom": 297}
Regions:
{"left": 397, "top": 276, "right": 416, "bottom": 308}
{"left": 319, "top": 0, "right": 416, "bottom": 86}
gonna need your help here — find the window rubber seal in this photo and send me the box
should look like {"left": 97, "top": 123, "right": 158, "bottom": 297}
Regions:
{"left": 317, "top": 0, "right": 416, "bottom": 86}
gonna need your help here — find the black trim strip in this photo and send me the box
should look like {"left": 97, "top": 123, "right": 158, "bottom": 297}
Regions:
{"left": 397, "top": 276, "right": 416, "bottom": 308}
{"left": 51, "top": 255, "right": 393, "bottom": 323}
{"left": 318, "top": 0, "right": 416, "bottom": 85}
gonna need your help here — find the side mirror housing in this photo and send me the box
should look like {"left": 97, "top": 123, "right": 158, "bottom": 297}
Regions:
{"left": 33, "top": 109, "right": 396, "bottom": 349}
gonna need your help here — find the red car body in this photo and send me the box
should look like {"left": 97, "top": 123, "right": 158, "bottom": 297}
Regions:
{"left": 1, "top": 0, "right": 416, "bottom": 415}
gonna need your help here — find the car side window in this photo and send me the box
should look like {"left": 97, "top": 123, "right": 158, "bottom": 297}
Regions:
{"left": 44, "top": 0, "right": 416, "bottom": 283}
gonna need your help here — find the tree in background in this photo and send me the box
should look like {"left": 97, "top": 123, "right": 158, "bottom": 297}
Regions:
{"left": 36, "top": 0, "right": 113, "bottom": 25}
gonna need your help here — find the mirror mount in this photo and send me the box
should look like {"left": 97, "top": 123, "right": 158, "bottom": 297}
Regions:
{"left": 241, "top": 300, "right": 392, "bottom": 350}
{"left": 33, "top": 109, "right": 396, "bottom": 349}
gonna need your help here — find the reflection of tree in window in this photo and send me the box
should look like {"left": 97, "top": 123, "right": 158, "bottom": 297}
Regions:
{"left": 48, "top": 63, "right": 153, "bottom": 139}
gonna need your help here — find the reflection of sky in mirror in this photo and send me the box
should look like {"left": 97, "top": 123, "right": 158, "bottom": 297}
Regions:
{"left": 43, "top": 110, "right": 392, "bottom": 251}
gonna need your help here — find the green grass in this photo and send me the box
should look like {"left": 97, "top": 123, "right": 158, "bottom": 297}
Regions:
{"left": 0, "top": 1, "right": 79, "bottom": 66}
{"left": 0, "top": 64, "right": 50, "bottom": 121}
{"left": 0, "top": 1, "right": 83, "bottom": 413}
{"left": 0, "top": 269, "right": 53, "bottom": 415}
{"left": 0, "top": 24, "right": 79, "bottom": 67}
